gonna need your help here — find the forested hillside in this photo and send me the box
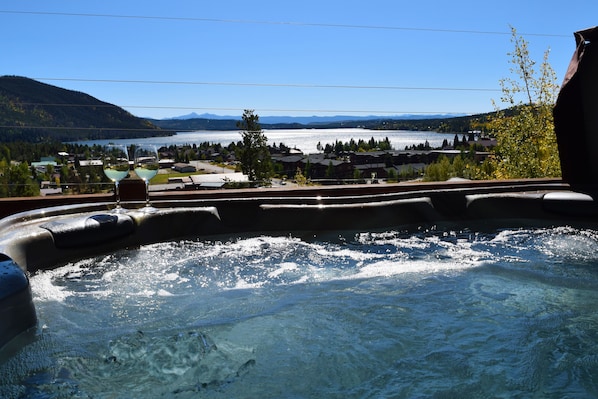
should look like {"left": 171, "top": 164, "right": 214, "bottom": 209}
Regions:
{"left": 0, "top": 76, "right": 169, "bottom": 142}
{"left": 151, "top": 112, "right": 497, "bottom": 133}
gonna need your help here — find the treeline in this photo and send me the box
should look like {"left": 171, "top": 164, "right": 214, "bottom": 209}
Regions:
{"left": 0, "top": 141, "right": 70, "bottom": 164}
{"left": 0, "top": 141, "right": 109, "bottom": 197}
{"left": 319, "top": 137, "right": 393, "bottom": 154}
{"left": 152, "top": 113, "right": 497, "bottom": 134}
{"left": 370, "top": 113, "right": 494, "bottom": 133}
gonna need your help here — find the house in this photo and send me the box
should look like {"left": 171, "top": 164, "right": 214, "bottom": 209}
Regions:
{"left": 159, "top": 158, "right": 176, "bottom": 169}
{"left": 305, "top": 157, "right": 352, "bottom": 180}
{"left": 172, "top": 163, "right": 196, "bottom": 173}
{"left": 353, "top": 163, "right": 389, "bottom": 179}
{"left": 40, "top": 181, "right": 62, "bottom": 196}
{"left": 32, "top": 157, "right": 58, "bottom": 173}
{"left": 273, "top": 154, "right": 306, "bottom": 177}
{"left": 391, "top": 163, "right": 426, "bottom": 180}
{"left": 78, "top": 159, "right": 103, "bottom": 167}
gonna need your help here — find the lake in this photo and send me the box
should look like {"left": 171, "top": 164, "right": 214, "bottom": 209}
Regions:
{"left": 69, "top": 128, "right": 458, "bottom": 154}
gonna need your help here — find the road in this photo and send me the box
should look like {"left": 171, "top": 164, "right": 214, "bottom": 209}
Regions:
{"left": 189, "top": 160, "right": 236, "bottom": 174}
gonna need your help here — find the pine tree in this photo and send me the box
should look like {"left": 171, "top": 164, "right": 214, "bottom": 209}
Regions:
{"left": 236, "top": 110, "right": 272, "bottom": 184}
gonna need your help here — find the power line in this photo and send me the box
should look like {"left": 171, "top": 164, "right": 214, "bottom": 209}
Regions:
{"left": 0, "top": 10, "right": 569, "bottom": 38}
{"left": 14, "top": 102, "right": 476, "bottom": 116}
{"left": 15, "top": 78, "right": 500, "bottom": 115}
{"left": 0, "top": 125, "right": 164, "bottom": 132}
{"left": 32, "top": 77, "right": 502, "bottom": 92}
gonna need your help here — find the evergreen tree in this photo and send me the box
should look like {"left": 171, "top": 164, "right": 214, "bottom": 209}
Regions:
{"left": 380, "top": 137, "right": 392, "bottom": 151}
{"left": 236, "top": 109, "right": 272, "bottom": 184}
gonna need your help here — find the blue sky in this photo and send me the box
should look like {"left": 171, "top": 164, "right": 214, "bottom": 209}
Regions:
{"left": 2, "top": 1, "right": 597, "bottom": 119}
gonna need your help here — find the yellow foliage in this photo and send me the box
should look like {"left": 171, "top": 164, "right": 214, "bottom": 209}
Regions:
{"left": 488, "top": 27, "right": 561, "bottom": 179}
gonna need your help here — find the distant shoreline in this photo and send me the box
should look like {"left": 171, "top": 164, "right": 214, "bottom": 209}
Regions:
{"left": 66, "top": 128, "right": 457, "bottom": 155}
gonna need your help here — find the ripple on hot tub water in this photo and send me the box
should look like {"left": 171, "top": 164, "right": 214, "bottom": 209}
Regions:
{"left": 1, "top": 328, "right": 256, "bottom": 398}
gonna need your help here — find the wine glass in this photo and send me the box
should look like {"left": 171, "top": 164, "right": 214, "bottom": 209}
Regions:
{"left": 134, "top": 144, "right": 160, "bottom": 212}
{"left": 102, "top": 144, "right": 130, "bottom": 213}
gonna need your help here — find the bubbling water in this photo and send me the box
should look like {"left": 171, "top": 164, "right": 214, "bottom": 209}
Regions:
{"left": 3, "top": 227, "right": 598, "bottom": 398}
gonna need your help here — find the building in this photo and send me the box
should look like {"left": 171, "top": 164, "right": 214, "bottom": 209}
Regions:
{"left": 172, "top": 163, "right": 197, "bottom": 173}
{"left": 190, "top": 173, "right": 249, "bottom": 190}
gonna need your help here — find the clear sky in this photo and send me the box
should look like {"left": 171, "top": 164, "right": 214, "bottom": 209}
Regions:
{"left": 2, "top": 1, "right": 597, "bottom": 120}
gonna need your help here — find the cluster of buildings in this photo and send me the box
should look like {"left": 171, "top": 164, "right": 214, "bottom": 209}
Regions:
{"left": 272, "top": 146, "right": 493, "bottom": 182}
{"left": 31, "top": 134, "right": 497, "bottom": 195}
{"left": 272, "top": 150, "right": 426, "bottom": 182}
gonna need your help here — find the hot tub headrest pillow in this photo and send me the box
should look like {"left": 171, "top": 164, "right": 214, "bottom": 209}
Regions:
{"left": 40, "top": 214, "right": 135, "bottom": 249}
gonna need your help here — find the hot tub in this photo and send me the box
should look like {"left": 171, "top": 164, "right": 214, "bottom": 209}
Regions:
{"left": 2, "top": 182, "right": 598, "bottom": 397}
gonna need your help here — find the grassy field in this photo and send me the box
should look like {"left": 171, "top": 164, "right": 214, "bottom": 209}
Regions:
{"left": 131, "top": 162, "right": 238, "bottom": 185}
{"left": 129, "top": 170, "right": 202, "bottom": 185}
{"left": 149, "top": 164, "right": 237, "bottom": 184}
{"left": 151, "top": 171, "right": 199, "bottom": 185}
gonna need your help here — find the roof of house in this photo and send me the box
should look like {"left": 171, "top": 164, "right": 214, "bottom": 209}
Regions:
{"left": 172, "top": 163, "right": 196, "bottom": 171}
{"left": 354, "top": 163, "right": 387, "bottom": 170}
{"left": 277, "top": 155, "right": 305, "bottom": 163}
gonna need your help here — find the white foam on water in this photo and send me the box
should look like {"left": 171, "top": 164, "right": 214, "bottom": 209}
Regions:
{"left": 31, "top": 263, "right": 83, "bottom": 302}
{"left": 354, "top": 258, "right": 483, "bottom": 280}
{"left": 31, "top": 231, "right": 502, "bottom": 303}
{"left": 267, "top": 261, "right": 299, "bottom": 278}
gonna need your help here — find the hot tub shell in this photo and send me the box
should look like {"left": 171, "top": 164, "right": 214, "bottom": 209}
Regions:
{"left": 3, "top": 180, "right": 598, "bottom": 355}
{"left": 3, "top": 24, "right": 598, "bottom": 360}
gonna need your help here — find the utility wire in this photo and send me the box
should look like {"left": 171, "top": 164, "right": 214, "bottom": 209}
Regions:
{"left": 12, "top": 79, "right": 500, "bottom": 115}
{"left": 0, "top": 10, "right": 543, "bottom": 131}
{"left": 31, "top": 77, "right": 502, "bottom": 92}
{"left": 0, "top": 126, "right": 164, "bottom": 132}
{"left": 0, "top": 10, "right": 569, "bottom": 38}
{"left": 13, "top": 103, "right": 475, "bottom": 116}
{"left": 1, "top": 10, "right": 512, "bottom": 120}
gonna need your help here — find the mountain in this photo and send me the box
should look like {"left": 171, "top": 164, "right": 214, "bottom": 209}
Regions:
{"left": 149, "top": 117, "right": 240, "bottom": 131}
{"left": 151, "top": 112, "right": 482, "bottom": 133}
{"left": 164, "top": 113, "right": 467, "bottom": 125}
{"left": 258, "top": 114, "right": 467, "bottom": 125}
{"left": 0, "top": 76, "right": 168, "bottom": 142}
{"left": 168, "top": 112, "right": 239, "bottom": 120}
